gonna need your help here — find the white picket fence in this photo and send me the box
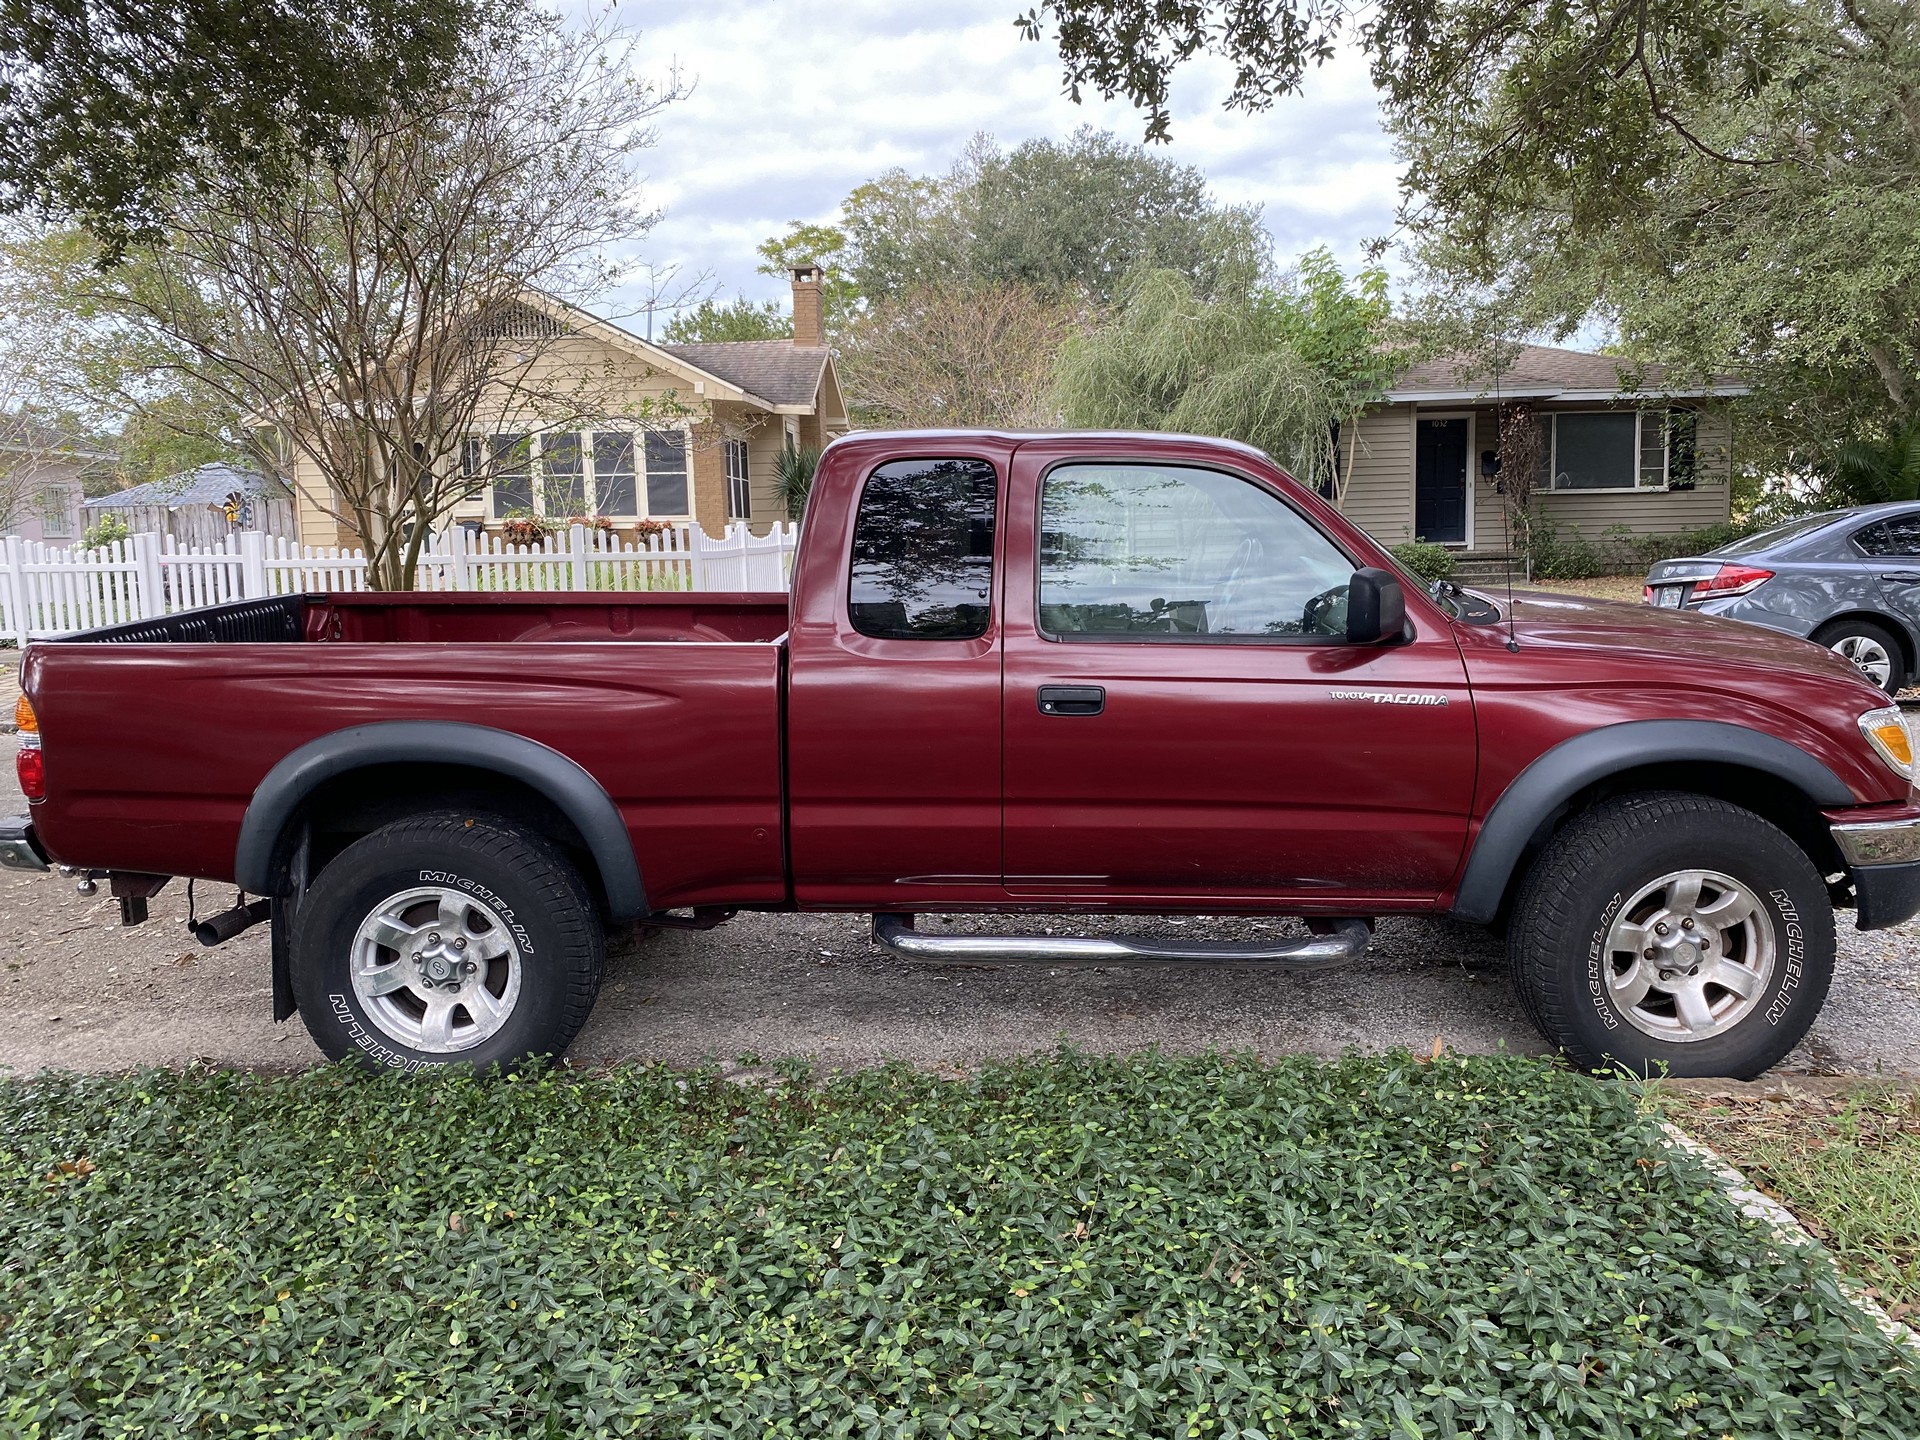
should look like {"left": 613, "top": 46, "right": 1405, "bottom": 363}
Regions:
{"left": 0, "top": 522, "right": 799, "bottom": 642}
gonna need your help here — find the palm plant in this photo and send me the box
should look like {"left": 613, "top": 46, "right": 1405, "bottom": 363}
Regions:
{"left": 1823, "top": 418, "right": 1920, "bottom": 506}
{"left": 774, "top": 439, "right": 822, "bottom": 521}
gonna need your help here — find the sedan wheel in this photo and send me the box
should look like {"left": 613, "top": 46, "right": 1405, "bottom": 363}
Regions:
{"left": 1832, "top": 631, "right": 1895, "bottom": 689}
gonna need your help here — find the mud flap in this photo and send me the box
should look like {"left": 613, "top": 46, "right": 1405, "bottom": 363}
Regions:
{"left": 270, "top": 897, "right": 296, "bottom": 1022}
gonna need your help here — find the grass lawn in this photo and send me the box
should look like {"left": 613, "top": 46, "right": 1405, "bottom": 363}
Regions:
{"left": 1512, "top": 575, "right": 1648, "bottom": 604}
{"left": 1661, "top": 1083, "right": 1920, "bottom": 1323}
{"left": 5, "top": 1051, "right": 1919, "bottom": 1438}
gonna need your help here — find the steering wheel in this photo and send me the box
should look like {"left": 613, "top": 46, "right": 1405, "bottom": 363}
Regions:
{"left": 1216, "top": 535, "right": 1264, "bottom": 626}
{"left": 1301, "top": 582, "right": 1349, "bottom": 637}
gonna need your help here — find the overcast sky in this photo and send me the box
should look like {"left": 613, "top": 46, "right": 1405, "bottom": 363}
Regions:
{"left": 601, "top": 0, "right": 1401, "bottom": 329}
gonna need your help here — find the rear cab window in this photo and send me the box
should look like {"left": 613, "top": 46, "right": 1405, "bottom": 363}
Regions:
{"left": 848, "top": 458, "right": 998, "bottom": 639}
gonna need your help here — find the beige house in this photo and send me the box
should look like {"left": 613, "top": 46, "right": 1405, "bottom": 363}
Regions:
{"left": 1338, "top": 345, "right": 1746, "bottom": 555}
{"left": 289, "top": 267, "right": 848, "bottom": 548}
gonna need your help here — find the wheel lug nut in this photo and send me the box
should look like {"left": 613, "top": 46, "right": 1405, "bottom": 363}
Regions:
{"left": 1681, "top": 917, "right": 1695, "bottom": 930}
{"left": 1643, "top": 947, "right": 1657, "bottom": 959}
{"left": 454, "top": 938, "right": 467, "bottom": 950}
{"left": 1654, "top": 922, "right": 1670, "bottom": 936}
{"left": 411, "top": 951, "right": 422, "bottom": 961}
{"left": 429, "top": 932, "right": 441, "bottom": 944}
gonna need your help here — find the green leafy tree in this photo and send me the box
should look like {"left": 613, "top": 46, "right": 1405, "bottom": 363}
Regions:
{"left": 758, "top": 129, "right": 1270, "bottom": 332}
{"left": 1018, "top": 0, "right": 1920, "bottom": 460}
{"left": 661, "top": 297, "right": 792, "bottom": 344}
{"left": 10, "top": 11, "right": 687, "bottom": 589}
{"left": 1, "top": 0, "right": 515, "bottom": 256}
{"left": 1055, "top": 268, "right": 1343, "bottom": 485}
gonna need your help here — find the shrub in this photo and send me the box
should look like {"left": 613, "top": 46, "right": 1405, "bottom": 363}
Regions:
{"left": 1526, "top": 520, "right": 1753, "bottom": 579}
{"left": 629, "top": 518, "right": 673, "bottom": 545}
{"left": 80, "top": 513, "right": 131, "bottom": 550}
{"left": 1389, "top": 540, "right": 1455, "bottom": 583}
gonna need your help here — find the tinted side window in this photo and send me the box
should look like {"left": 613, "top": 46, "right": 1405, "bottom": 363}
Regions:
{"left": 849, "top": 458, "right": 998, "bottom": 639}
{"left": 1039, "top": 463, "right": 1353, "bottom": 639}
{"left": 1854, "top": 518, "right": 1920, "bottom": 558}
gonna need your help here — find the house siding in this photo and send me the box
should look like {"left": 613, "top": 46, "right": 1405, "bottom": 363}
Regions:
{"left": 1337, "top": 408, "right": 1415, "bottom": 546}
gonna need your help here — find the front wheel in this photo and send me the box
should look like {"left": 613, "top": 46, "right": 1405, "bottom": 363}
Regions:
{"left": 1508, "top": 792, "right": 1833, "bottom": 1079}
{"left": 291, "top": 813, "right": 604, "bottom": 1071}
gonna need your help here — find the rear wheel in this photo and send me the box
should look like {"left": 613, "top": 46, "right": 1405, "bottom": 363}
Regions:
{"left": 1813, "top": 617, "right": 1907, "bottom": 693}
{"left": 1508, "top": 792, "right": 1833, "bottom": 1079}
{"left": 291, "top": 812, "right": 603, "bottom": 1071}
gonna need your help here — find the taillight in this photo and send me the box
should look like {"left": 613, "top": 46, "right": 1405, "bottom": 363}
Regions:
{"left": 1691, "top": 563, "right": 1774, "bottom": 599}
{"left": 17, "top": 743, "right": 44, "bottom": 801}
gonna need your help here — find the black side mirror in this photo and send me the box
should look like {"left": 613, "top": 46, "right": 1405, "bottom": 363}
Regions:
{"left": 1346, "top": 567, "right": 1406, "bottom": 645}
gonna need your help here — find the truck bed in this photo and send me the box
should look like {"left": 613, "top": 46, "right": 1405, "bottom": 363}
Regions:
{"left": 25, "top": 593, "right": 792, "bottom": 910}
{"left": 60, "top": 591, "right": 793, "bottom": 647}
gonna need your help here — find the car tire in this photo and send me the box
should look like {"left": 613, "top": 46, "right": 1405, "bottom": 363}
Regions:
{"left": 291, "top": 812, "right": 604, "bottom": 1071}
{"left": 1812, "top": 617, "right": 1907, "bottom": 693}
{"left": 1508, "top": 791, "right": 1833, "bottom": 1080}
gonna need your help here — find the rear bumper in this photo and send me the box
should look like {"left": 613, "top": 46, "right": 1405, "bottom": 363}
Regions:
{"left": 1833, "top": 814, "right": 1920, "bottom": 930}
{"left": 0, "top": 815, "right": 49, "bottom": 872}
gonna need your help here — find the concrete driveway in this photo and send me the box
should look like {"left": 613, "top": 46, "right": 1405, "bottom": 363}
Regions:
{"left": 4, "top": 845, "right": 1918, "bottom": 1077}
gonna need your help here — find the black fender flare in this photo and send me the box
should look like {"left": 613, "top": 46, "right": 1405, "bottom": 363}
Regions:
{"left": 1449, "top": 719, "right": 1854, "bottom": 924}
{"left": 235, "top": 721, "right": 647, "bottom": 921}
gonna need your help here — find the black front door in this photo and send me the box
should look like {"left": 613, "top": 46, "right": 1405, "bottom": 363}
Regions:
{"left": 1415, "top": 417, "right": 1468, "bottom": 545}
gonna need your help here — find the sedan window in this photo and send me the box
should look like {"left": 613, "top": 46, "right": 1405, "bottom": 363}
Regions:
{"left": 1854, "top": 517, "right": 1920, "bottom": 558}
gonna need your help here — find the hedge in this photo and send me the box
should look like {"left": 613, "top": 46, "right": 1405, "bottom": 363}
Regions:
{"left": 3, "top": 1050, "right": 1918, "bottom": 1437}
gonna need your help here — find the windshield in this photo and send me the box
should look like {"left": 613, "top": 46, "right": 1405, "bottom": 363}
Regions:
{"left": 1715, "top": 513, "right": 1844, "bottom": 556}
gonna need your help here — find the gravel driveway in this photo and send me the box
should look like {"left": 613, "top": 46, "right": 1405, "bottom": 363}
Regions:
{"left": 3, "top": 764, "right": 1917, "bottom": 1078}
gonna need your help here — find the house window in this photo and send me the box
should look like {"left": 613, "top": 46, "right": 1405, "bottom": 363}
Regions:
{"left": 473, "top": 428, "right": 691, "bottom": 520}
{"left": 644, "top": 432, "right": 689, "bottom": 516}
{"left": 39, "top": 486, "right": 72, "bottom": 538}
{"left": 592, "top": 433, "right": 638, "bottom": 516}
{"left": 541, "top": 432, "right": 586, "bottom": 518}
{"left": 725, "top": 438, "right": 751, "bottom": 521}
{"left": 1544, "top": 409, "right": 1696, "bottom": 491}
{"left": 484, "top": 434, "right": 534, "bottom": 517}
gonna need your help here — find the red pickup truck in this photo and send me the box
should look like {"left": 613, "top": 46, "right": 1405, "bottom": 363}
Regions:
{"left": 9, "top": 430, "right": 1920, "bottom": 1078}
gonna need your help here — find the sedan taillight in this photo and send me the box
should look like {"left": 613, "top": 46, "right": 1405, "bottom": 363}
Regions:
{"left": 1690, "top": 563, "right": 1774, "bottom": 599}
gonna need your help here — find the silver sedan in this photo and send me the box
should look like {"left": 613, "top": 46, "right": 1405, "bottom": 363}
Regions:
{"left": 1646, "top": 503, "right": 1920, "bottom": 693}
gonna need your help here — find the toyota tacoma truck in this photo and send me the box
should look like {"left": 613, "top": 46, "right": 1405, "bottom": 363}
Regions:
{"left": 8, "top": 431, "right": 1920, "bottom": 1079}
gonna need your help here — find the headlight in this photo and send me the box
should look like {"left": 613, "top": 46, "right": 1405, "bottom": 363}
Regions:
{"left": 1859, "top": 705, "right": 1914, "bottom": 780}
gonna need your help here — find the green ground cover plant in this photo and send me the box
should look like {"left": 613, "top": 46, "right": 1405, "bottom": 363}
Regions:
{"left": 3, "top": 1050, "right": 1917, "bottom": 1437}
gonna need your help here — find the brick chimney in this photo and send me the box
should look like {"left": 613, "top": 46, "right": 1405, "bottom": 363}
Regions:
{"left": 790, "top": 265, "right": 824, "bottom": 348}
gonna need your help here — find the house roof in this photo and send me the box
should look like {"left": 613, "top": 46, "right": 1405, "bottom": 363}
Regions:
{"left": 1386, "top": 344, "right": 1748, "bottom": 403}
{"left": 656, "top": 341, "right": 833, "bottom": 410}
{"left": 84, "top": 462, "right": 288, "bottom": 510}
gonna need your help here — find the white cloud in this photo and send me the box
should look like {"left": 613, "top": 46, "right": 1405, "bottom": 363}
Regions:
{"left": 592, "top": 0, "right": 1402, "bottom": 322}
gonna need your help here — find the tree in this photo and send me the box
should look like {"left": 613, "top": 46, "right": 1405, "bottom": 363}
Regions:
{"left": 757, "top": 129, "right": 1270, "bottom": 332}
{"left": 1, "top": 0, "right": 511, "bottom": 256}
{"left": 839, "top": 284, "right": 1086, "bottom": 430}
{"left": 662, "top": 297, "right": 791, "bottom": 344}
{"left": 16, "top": 12, "right": 689, "bottom": 589}
{"left": 1055, "top": 269, "right": 1344, "bottom": 484}
{"left": 1019, "top": 1, "right": 1920, "bottom": 457}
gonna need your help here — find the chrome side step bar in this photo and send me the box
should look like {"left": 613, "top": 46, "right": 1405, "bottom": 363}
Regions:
{"left": 871, "top": 914, "right": 1370, "bottom": 970}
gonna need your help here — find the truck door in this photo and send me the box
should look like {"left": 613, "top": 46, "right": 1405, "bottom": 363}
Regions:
{"left": 785, "top": 441, "right": 1011, "bottom": 908}
{"left": 1000, "top": 444, "right": 1477, "bottom": 906}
